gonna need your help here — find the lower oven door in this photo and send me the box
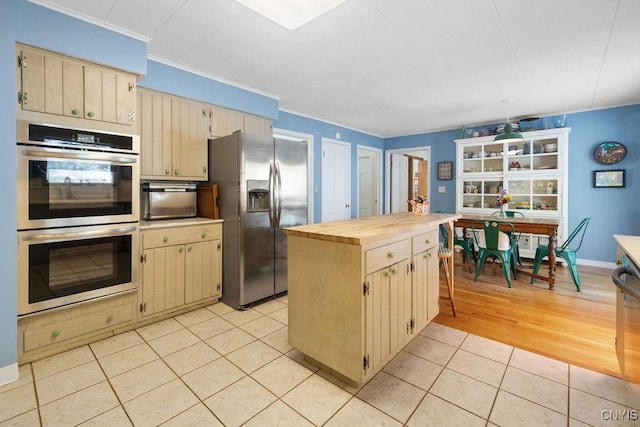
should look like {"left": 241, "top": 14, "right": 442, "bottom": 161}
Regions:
{"left": 18, "top": 223, "right": 139, "bottom": 315}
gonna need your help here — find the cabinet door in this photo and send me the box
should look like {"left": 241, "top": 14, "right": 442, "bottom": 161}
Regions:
{"left": 141, "top": 245, "right": 186, "bottom": 317}
{"left": 84, "top": 66, "right": 108, "bottom": 122}
{"left": 184, "top": 239, "right": 221, "bottom": 304}
{"left": 244, "top": 114, "right": 272, "bottom": 136}
{"left": 139, "top": 90, "right": 172, "bottom": 178}
{"left": 62, "top": 60, "right": 84, "bottom": 119}
{"left": 19, "top": 48, "right": 64, "bottom": 115}
{"left": 171, "top": 98, "right": 209, "bottom": 179}
{"left": 412, "top": 247, "right": 439, "bottom": 332}
{"left": 211, "top": 106, "right": 244, "bottom": 137}
{"left": 365, "top": 260, "right": 410, "bottom": 373}
{"left": 115, "top": 72, "right": 136, "bottom": 125}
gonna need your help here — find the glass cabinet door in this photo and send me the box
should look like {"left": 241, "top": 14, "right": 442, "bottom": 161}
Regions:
{"left": 462, "top": 179, "right": 503, "bottom": 209}
{"left": 505, "top": 137, "right": 559, "bottom": 173}
{"left": 461, "top": 143, "right": 504, "bottom": 174}
{"left": 504, "top": 178, "right": 560, "bottom": 213}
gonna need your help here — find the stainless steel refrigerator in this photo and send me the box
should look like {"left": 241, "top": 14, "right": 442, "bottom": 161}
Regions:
{"left": 209, "top": 131, "right": 308, "bottom": 309}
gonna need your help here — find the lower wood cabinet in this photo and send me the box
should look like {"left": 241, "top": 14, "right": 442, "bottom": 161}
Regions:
{"left": 18, "top": 292, "right": 137, "bottom": 363}
{"left": 140, "top": 222, "right": 222, "bottom": 319}
{"left": 287, "top": 222, "right": 444, "bottom": 386}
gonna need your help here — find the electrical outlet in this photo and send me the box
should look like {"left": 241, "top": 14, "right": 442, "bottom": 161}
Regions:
{"left": 438, "top": 186, "right": 446, "bottom": 193}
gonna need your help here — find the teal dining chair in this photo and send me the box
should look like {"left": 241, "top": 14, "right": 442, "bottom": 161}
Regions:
{"left": 472, "top": 220, "right": 517, "bottom": 288}
{"left": 531, "top": 217, "right": 591, "bottom": 291}
{"left": 437, "top": 212, "right": 476, "bottom": 271}
{"left": 491, "top": 210, "right": 525, "bottom": 265}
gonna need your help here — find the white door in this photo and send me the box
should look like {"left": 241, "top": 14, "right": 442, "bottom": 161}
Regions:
{"left": 390, "top": 153, "right": 408, "bottom": 213}
{"left": 322, "top": 138, "right": 351, "bottom": 221}
{"left": 359, "top": 154, "right": 373, "bottom": 217}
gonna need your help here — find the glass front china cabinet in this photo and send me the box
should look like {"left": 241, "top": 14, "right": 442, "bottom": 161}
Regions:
{"left": 454, "top": 127, "right": 570, "bottom": 258}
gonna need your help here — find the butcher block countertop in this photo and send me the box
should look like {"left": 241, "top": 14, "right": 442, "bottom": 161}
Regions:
{"left": 282, "top": 212, "right": 460, "bottom": 245}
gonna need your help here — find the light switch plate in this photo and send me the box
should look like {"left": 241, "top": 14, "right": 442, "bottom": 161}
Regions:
{"left": 438, "top": 186, "right": 446, "bottom": 193}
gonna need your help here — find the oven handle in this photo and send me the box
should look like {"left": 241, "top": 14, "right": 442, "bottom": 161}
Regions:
{"left": 20, "top": 149, "right": 137, "bottom": 164}
{"left": 21, "top": 225, "right": 137, "bottom": 242}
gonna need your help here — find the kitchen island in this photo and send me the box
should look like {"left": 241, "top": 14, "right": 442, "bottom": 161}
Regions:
{"left": 283, "top": 212, "right": 460, "bottom": 386}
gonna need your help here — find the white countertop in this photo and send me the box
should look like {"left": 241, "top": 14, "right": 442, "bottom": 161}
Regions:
{"left": 140, "top": 217, "right": 223, "bottom": 230}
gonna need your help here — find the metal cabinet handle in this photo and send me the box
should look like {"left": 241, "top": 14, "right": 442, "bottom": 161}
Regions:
{"left": 384, "top": 271, "right": 390, "bottom": 278}
{"left": 107, "top": 315, "right": 114, "bottom": 322}
{"left": 178, "top": 246, "right": 184, "bottom": 253}
{"left": 165, "top": 169, "right": 170, "bottom": 175}
{"left": 87, "top": 111, "right": 95, "bottom": 118}
{"left": 391, "top": 268, "right": 397, "bottom": 275}
{"left": 187, "top": 245, "right": 192, "bottom": 252}
{"left": 387, "top": 252, "right": 394, "bottom": 258}
{"left": 174, "top": 169, "right": 179, "bottom": 176}
{"left": 52, "top": 330, "right": 59, "bottom": 338}
{"left": 71, "top": 108, "right": 80, "bottom": 115}
{"left": 425, "top": 239, "right": 430, "bottom": 244}
{"left": 163, "top": 236, "right": 168, "bottom": 243}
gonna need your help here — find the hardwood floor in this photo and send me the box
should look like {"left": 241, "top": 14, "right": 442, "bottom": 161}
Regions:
{"left": 434, "top": 256, "right": 620, "bottom": 378}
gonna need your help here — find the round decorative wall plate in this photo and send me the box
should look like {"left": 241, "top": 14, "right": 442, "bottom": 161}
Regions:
{"left": 593, "top": 141, "right": 627, "bottom": 165}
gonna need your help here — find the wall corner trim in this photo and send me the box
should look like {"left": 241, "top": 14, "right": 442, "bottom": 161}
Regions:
{"left": 0, "top": 363, "right": 20, "bottom": 388}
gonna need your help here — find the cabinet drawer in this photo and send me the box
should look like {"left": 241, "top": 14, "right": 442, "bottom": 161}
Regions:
{"left": 23, "top": 302, "right": 134, "bottom": 353}
{"left": 366, "top": 240, "right": 409, "bottom": 275}
{"left": 143, "top": 224, "right": 221, "bottom": 248}
{"left": 412, "top": 229, "right": 439, "bottom": 255}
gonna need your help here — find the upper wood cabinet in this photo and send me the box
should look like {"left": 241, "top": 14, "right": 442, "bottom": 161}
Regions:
{"left": 210, "top": 105, "right": 245, "bottom": 138}
{"left": 244, "top": 113, "right": 273, "bottom": 136}
{"left": 17, "top": 45, "right": 137, "bottom": 127}
{"left": 138, "top": 88, "right": 208, "bottom": 181}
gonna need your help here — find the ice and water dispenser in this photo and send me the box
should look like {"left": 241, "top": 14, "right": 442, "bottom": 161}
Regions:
{"left": 247, "top": 180, "right": 269, "bottom": 211}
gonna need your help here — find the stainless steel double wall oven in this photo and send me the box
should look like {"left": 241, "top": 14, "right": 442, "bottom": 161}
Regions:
{"left": 17, "top": 121, "right": 140, "bottom": 315}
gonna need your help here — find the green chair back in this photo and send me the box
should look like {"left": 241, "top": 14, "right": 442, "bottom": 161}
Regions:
{"left": 559, "top": 217, "right": 591, "bottom": 252}
{"left": 471, "top": 220, "right": 516, "bottom": 287}
{"left": 491, "top": 210, "right": 525, "bottom": 218}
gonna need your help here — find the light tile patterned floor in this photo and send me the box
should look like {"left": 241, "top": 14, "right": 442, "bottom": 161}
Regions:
{"left": 2, "top": 296, "right": 639, "bottom": 426}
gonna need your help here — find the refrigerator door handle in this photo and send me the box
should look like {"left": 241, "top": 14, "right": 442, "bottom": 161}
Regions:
{"left": 268, "top": 161, "right": 276, "bottom": 229}
{"left": 275, "top": 161, "right": 283, "bottom": 228}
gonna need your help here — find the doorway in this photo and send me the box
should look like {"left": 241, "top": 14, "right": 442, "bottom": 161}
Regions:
{"left": 357, "top": 146, "right": 382, "bottom": 217}
{"left": 385, "top": 147, "right": 431, "bottom": 213}
{"left": 321, "top": 137, "right": 351, "bottom": 222}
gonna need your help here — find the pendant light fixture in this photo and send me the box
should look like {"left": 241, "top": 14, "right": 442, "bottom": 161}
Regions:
{"left": 494, "top": 98, "right": 523, "bottom": 142}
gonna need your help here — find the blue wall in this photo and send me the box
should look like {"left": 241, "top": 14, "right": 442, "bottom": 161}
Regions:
{"left": 0, "top": 0, "right": 17, "bottom": 371}
{"left": 387, "top": 106, "right": 640, "bottom": 264}
{"left": 1, "top": 0, "right": 638, "bottom": 374}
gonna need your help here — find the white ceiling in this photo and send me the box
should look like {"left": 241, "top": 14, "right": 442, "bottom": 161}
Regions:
{"left": 32, "top": 0, "right": 640, "bottom": 137}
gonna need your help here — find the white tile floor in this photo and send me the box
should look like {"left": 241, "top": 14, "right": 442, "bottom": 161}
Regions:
{"left": 2, "top": 296, "right": 639, "bottom": 426}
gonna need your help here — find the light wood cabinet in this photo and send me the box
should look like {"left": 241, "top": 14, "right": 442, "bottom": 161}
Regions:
{"left": 17, "top": 45, "right": 137, "bottom": 127}
{"left": 285, "top": 213, "right": 457, "bottom": 386}
{"left": 210, "top": 105, "right": 245, "bottom": 138}
{"left": 364, "top": 250, "right": 411, "bottom": 372}
{"left": 138, "top": 88, "right": 209, "bottom": 180}
{"left": 455, "top": 128, "right": 570, "bottom": 258}
{"left": 140, "top": 222, "right": 222, "bottom": 319}
{"left": 411, "top": 230, "right": 439, "bottom": 332}
{"left": 18, "top": 292, "right": 137, "bottom": 363}
{"left": 244, "top": 113, "right": 273, "bottom": 136}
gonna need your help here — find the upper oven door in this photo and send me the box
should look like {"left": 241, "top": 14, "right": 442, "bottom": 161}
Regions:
{"left": 17, "top": 145, "right": 139, "bottom": 229}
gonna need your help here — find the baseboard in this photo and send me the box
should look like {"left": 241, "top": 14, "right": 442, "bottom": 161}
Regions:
{"left": 577, "top": 258, "right": 616, "bottom": 269}
{"left": 0, "top": 363, "right": 19, "bottom": 387}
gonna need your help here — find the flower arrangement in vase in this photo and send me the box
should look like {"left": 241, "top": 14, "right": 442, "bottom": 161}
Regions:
{"left": 409, "top": 195, "right": 429, "bottom": 216}
{"left": 496, "top": 188, "right": 512, "bottom": 218}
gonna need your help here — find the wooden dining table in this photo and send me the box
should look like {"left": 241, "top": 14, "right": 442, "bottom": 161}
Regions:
{"left": 455, "top": 214, "right": 561, "bottom": 290}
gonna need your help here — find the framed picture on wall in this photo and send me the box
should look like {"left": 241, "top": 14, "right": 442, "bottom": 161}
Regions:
{"left": 437, "top": 161, "right": 453, "bottom": 180}
{"left": 593, "top": 170, "right": 625, "bottom": 188}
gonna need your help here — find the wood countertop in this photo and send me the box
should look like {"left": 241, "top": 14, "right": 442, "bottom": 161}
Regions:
{"left": 282, "top": 212, "right": 460, "bottom": 245}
